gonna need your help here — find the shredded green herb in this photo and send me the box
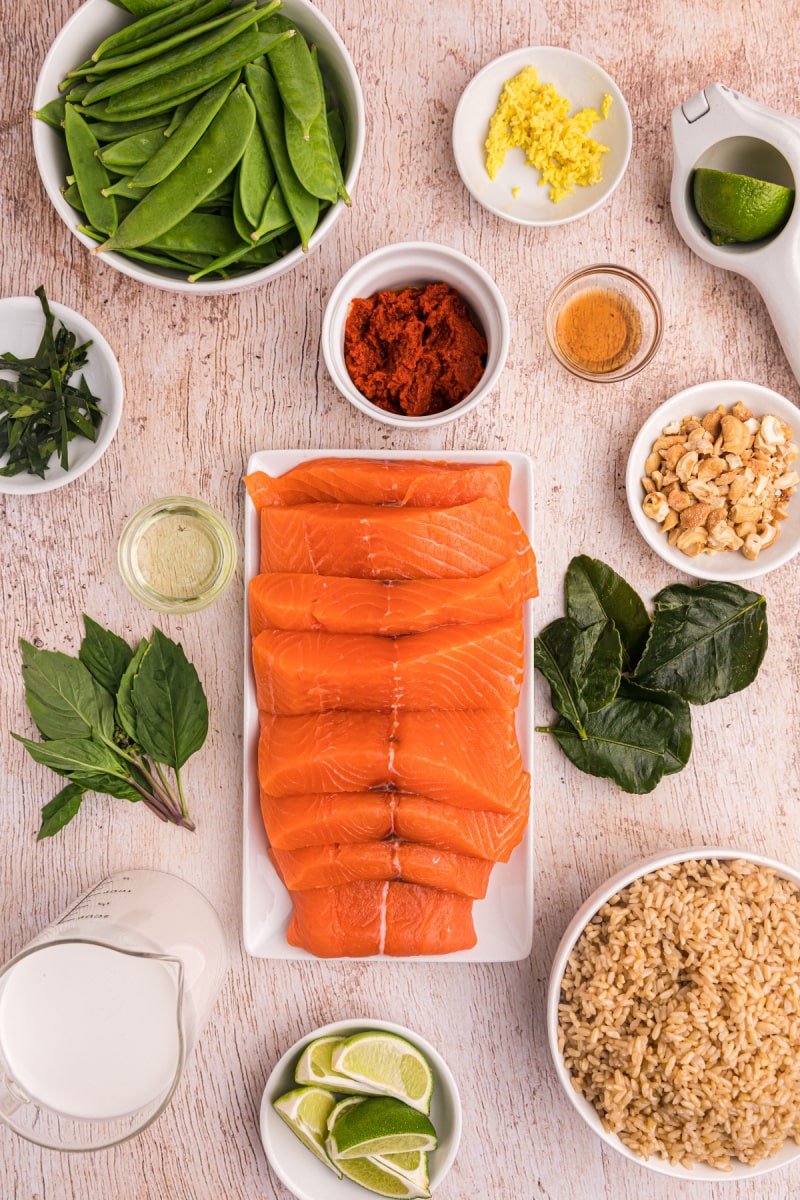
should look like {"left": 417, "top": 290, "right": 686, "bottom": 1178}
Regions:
{"left": 0, "top": 286, "right": 104, "bottom": 477}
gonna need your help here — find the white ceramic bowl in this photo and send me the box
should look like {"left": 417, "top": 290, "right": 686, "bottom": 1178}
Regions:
{"left": 626, "top": 379, "right": 800, "bottom": 581}
{"left": 321, "top": 241, "right": 509, "bottom": 428}
{"left": 452, "top": 46, "right": 632, "bottom": 227}
{"left": 0, "top": 296, "right": 123, "bottom": 494}
{"left": 260, "top": 1018, "right": 462, "bottom": 1200}
{"left": 32, "top": 0, "right": 365, "bottom": 295}
{"left": 547, "top": 846, "right": 800, "bottom": 1181}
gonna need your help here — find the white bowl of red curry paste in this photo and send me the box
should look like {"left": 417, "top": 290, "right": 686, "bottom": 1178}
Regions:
{"left": 321, "top": 241, "right": 509, "bottom": 427}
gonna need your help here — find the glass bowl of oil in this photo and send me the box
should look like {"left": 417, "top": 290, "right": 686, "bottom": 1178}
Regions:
{"left": 545, "top": 264, "right": 663, "bottom": 382}
{"left": 118, "top": 497, "right": 237, "bottom": 613}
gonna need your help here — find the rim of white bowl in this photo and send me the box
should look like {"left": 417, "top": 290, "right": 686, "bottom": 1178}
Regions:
{"left": 547, "top": 845, "right": 800, "bottom": 1181}
{"left": 32, "top": 0, "right": 365, "bottom": 295}
{"left": 626, "top": 378, "right": 800, "bottom": 581}
{"left": 452, "top": 45, "right": 632, "bottom": 228}
{"left": 260, "top": 1017, "right": 462, "bottom": 1200}
{"left": 320, "top": 241, "right": 510, "bottom": 427}
{"left": 0, "top": 296, "right": 123, "bottom": 494}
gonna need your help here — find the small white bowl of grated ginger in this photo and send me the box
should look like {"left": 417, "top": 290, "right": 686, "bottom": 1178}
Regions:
{"left": 452, "top": 46, "right": 632, "bottom": 226}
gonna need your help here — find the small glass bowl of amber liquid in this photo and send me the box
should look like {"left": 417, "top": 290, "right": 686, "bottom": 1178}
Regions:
{"left": 545, "top": 264, "right": 663, "bottom": 382}
{"left": 118, "top": 497, "right": 237, "bottom": 613}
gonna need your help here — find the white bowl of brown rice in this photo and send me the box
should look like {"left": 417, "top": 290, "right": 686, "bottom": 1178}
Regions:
{"left": 547, "top": 848, "right": 800, "bottom": 1180}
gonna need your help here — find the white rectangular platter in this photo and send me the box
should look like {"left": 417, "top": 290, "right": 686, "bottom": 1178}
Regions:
{"left": 242, "top": 448, "right": 534, "bottom": 961}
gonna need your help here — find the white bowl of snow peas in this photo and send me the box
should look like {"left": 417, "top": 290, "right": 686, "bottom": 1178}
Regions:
{"left": 32, "top": 0, "right": 365, "bottom": 293}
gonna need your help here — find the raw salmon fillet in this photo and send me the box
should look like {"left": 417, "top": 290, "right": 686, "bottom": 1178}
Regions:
{"left": 260, "top": 790, "right": 529, "bottom": 861}
{"left": 248, "top": 560, "right": 525, "bottom": 636}
{"left": 270, "top": 841, "right": 494, "bottom": 898}
{"left": 260, "top": 498, "right": 537, "bottom": 595}
{"left": 252, "top": 619, "right": 524, "bottom": 714}
{"left": 244, "top": 458, "right": 511, "bottom": 510}
{"left": 258, "top": 709, "right": 527, "bottom": 813}
{"left": 285, "top": 881, "right": 477, "bottom": 957}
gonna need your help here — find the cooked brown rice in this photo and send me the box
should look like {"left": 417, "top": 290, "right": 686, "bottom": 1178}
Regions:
{"left": 557, "top": 857, "right": 800, "bottom": 1170}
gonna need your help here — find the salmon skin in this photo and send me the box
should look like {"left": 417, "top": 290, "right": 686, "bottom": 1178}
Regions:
{"left": 260, "top": 790, "right": 529, "bottom": 862}
{"left": 270, "top": 841, "right": 494, "bottom": 898}
{"left": 252, "top": 619, "right": 524, "bottom": 714}
{"left": 258, "top": 709, "right": 528, "bottom": 813}
{"left": 248, "top": 560, "right": 525, "bottom": 637}
{"left": 285, "top": 880, "right": 477, "bottom": 957}
{"left": 260, "top": 497, "right": 538, "bottom": 595}
{"left": 244, "top": 458, "right": 511, "bottom": 510}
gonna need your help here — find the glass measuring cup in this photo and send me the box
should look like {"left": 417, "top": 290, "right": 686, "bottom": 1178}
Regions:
{"left": 0, "top": 869, "right": 227, "bottom": 1151}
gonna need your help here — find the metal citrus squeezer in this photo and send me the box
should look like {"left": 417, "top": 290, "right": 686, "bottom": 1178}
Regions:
{"left": 671, "top": 83, "right": 800, "bottom": 387}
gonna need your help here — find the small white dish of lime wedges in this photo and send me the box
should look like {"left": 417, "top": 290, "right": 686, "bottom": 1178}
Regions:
{"left": 260, "top": 1019, "right": 461, "bottom": 1200}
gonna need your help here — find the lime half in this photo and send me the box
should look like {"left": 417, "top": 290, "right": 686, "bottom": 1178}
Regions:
{"left": 295, "top": 1035, "right": 384, "bottom": 1094}
{"left": 273, "top": 1086, "right": 341, "bottom": 1177}
{"left": 330, "top": 1032, "right": 434, "bottom": 1114}
{"left": 692, "top": 167, "right": 795, "bottom": 245}
{"left": 327, "top": 1096, "right": 438, "bottom": 1160}
{"left": 333, "top": 1152, "right": 431, "bottom": 1198}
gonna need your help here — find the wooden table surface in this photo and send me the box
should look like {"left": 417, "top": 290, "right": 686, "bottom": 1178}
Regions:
{"left": 2, "top": 0, "right": 800, "bottom": 1196}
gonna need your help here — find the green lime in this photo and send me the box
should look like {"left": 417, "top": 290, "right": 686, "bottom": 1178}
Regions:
{"left": 332, "top": 1152, "right": 431, "bottom": 1198}
{"left": 375, "top": 1150, "right": 430, "bottom": 1192}
{"left": 273, "top": 1086, "right": 341, "bottom": 1177}
{"left": 327, "top": 1096, "right": 438, "bottom": 1160}
{"left": 692, "top": 167, "right": 795, "bottom": 245}
{"left": 330, "top": 1032, "right": 434, "bottom": 1114}
{"left": 295, "top": 1035, "right": 383, "bottom": 1094}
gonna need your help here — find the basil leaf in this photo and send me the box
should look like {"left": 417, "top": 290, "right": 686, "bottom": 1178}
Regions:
{"left": 617, "top": 678, "right": 692, "bottom": 776}
{"left": 565, "top": 556, "right": 651, "bottom": 671}
{"left": 19, "top": 640, "right": 107, "bottom": 741}
{"left": 116, "top": 637, "right": 149, "bottom": 742}
{"left": 69, "top": 772, "right": 143, "bottom": 804}
{"left": 79, "top": 615, "right": 134, "bottom": 697}
{"left": 533, "top": 619, "right": 588, "bottom": 736}
{"left": 12, "top": 734, "right": 129, "bottom": 779}
{"left": 551, "top": 696, "right": 674, "bottom": 794}
{"left": 633, "top": 582, "right": 768, "bottom": 704}
{"left": 571, "top": 620, "right": 623, "bottom": 712}
{"left": 130, "top": 629, "right": 209, "bottom": 769}
{"left": 38, "top": 783, "right": 84, "bottom": 840}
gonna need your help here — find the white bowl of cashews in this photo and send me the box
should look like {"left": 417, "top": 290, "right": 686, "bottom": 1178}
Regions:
{"left": 626, "top": 380, "right": 800, "bottom": 581}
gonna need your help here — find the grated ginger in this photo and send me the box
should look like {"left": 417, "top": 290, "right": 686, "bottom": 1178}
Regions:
{"left": 485, "top": 65, "right": 612, "bottom": 203}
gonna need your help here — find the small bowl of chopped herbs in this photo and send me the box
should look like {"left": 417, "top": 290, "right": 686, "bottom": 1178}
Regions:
{"left": 0, "top": 288, "right": 123, "bottom": 494}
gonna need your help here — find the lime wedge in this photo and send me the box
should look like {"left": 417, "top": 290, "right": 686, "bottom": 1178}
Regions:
{"left": 330, "top": 1032, "right": 434, "bottom": 1114}
{"left": 692, "top": 167, "right": 795, "bottom": 245}
{"left": 273, "top": 1086, "right": 342, "bottom": 1177}
{"left": 327, "top": 1094, "right": 366, "bottom": 1130}
{"left": 327, "top": 1096, "right": 438, "bottom": 1160}
{"left": 295, "top": 1035, "right": 384, "bottom": 1094}
{"left": 332, "top": 1152, "right": 431, "bottom": 1198}
{"left": 374, "top": 1150, "right": 430, "bottom": 1193}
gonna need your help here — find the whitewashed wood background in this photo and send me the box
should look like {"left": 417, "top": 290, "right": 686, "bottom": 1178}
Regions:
{"left": 2, "top": 0, "right": 800, "bottom": 1196}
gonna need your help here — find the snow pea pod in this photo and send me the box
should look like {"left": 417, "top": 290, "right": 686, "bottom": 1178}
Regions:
{"left": 77, "top": 3, "right": 258, "bottom": 76}
{"left": 106, "top": 27, "right": 292, "bottom": 115}
{"left": 83, "top": 114, "right": 170, "bottom": 140}
{"left": 33, "top": 97, "right": 66, "bottom": 131}
{"left": 99, "top": 127, "right": 170, "bottom": 167}
{"left": 284, "top": 106, "right": 338, "bottom": 204}
{"left": 92, "top": 0, "right": 226, "bottom": 62}
{"left": 244, "top": 63, "right": 318, "bottom": 249}
{"left": 251, "top": 178, "right": 291, "bottom": 241}
{"left": 129, "top": 71, "right": 239, "bottom": 187}
{"left": 164, "top": 99, "right": 194, "bottom": 136}
{"left": 264, "top": 15, "right": 320, "bottom": 138}
{"left": 84, "top": 8, "right": 263, "bottom": 104}
{"left": 237, "top": 119, "right": 275, "bottom": 228}
{"left": 147, "top": 211, "right": 242, "bottom": 256}
{"left": 311, "top": 49, "right": 350, "bottom": 205}
{"left": 97, "top": 83, "right": 255, "bottom": 251}
{"left": 64, "top": 104, "right": 118, "bottom": 235}
{"left": 80, "top": 74, "right": 230, "bottom": 120}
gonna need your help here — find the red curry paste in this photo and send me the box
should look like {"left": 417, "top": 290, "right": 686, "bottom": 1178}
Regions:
{"left": 343, "top": 282, "right": 488, "bottom": 416}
